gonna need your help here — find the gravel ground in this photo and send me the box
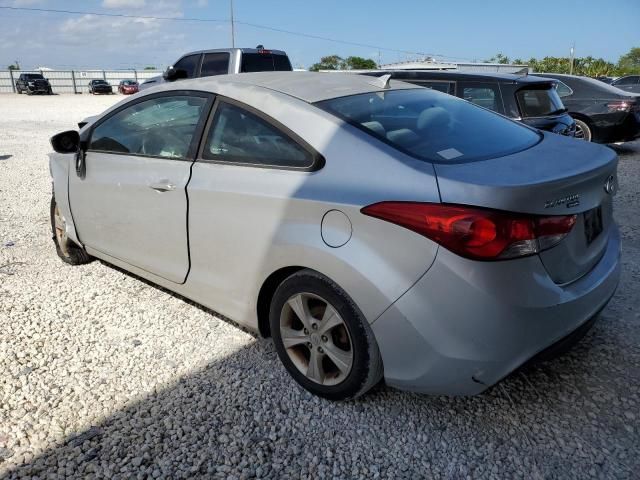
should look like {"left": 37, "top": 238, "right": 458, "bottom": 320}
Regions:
{"left": 1, "top": 94, "right": 639, "bottom": 479}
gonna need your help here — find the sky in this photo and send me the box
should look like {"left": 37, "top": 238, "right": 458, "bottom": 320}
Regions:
{"left": 0, "top": 0, "right": 638, "bottom": 70}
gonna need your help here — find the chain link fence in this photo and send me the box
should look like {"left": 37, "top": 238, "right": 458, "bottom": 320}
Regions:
{"left": 0, "top": 69, "right": 162, "bottom": 94}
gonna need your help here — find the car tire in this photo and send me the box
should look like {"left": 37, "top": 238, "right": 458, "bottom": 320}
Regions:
{"left": 269, "top": 269, "right": 383, "bottom": 400}
{"left": 16, "top": 86, "right": 22, "bottom": 94}
{"left": 50, "top": 195, "right": 93, "bottom": 266}
{"left": 47, "top": 87, "right": 53, "bottom": 95}
{"left": 574, "top": 119, "right": 592, "bottom": 142}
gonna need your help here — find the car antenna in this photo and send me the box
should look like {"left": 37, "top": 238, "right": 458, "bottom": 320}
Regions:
{"left": 368, "top": 73, "right": 392, "bottom": 89}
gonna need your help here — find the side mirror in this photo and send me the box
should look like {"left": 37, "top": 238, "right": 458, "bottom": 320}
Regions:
{"left": 163, "top": 66, "right": 178, "bottom": 81}
{"left": 50, "top": 130, "right": 80, "bottom": 154}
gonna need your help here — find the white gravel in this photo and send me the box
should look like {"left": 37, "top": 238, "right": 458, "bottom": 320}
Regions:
{"left": 1, "top": 94, "right": 639, "bottom": 479}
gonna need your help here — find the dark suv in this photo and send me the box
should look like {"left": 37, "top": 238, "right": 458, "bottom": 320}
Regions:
{"left": 140, "top": 46, "right": 292, "bottom": 91}
{"left": 362, "top": 70, "right": 576, "bottom": 137}
{"left": 16, "top": 73, "right": 53, "bottom": 95}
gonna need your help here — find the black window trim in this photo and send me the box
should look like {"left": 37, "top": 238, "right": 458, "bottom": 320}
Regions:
{"left": 196, "top": 95, "right": 325, "bottom": 172}
{"left": 85, "top": 90, "right": 215, "bottom": 162}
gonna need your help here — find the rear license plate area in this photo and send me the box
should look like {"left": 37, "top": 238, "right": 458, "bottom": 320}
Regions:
{"left": 584, "top": 206, "right": 603, "bottom": 245}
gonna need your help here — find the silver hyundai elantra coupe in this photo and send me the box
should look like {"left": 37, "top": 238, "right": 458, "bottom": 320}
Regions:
{"left": 49, "top": 72, "right": 620, "bottom": 400}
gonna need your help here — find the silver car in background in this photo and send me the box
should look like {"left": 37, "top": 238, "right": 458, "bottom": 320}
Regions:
{"left": 49, "top": 72, "right": 620, "bottom": 400}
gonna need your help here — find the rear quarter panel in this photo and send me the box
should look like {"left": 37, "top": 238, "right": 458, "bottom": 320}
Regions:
{"left": 185, "top": 93, "right": 442, "bottom": 329}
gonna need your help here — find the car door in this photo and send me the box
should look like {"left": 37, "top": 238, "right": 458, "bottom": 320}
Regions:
{"left": 69, "top": 91, "right": 213, "bottom": 283}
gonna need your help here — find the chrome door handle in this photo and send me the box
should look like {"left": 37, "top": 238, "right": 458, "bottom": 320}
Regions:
{"left": 148, "top": 181, "right": 175, "bottom": 192}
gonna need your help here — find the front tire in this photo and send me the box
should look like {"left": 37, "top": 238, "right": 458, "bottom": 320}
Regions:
{"left": 574, "top": 119, "right": 592, "bottom": 142}
{"left": 269, "top": 269, "right": 383, "bottom": 400}
{"left": 16, "top": 86, "right": 22, "bottom": 94}
{"left": 51, "top": 196, "right": 93, "bottom": 265}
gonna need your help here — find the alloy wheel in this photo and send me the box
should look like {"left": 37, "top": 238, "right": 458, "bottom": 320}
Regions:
{"left": 279, "top": 292, "right": 354, "bottom": 386}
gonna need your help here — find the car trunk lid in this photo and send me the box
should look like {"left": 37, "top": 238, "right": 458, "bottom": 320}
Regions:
{"left": 433, "top": 133, "right": 618, "bottom": 283}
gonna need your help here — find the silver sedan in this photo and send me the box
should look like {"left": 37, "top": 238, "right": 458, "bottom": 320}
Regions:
{"left": 49, "top": 72, "right": 620, "bottom": 400}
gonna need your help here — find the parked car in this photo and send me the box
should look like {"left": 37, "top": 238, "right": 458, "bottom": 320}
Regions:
{"left": 118, "top": 79, "right": 139, "bottom": 95}
{"left": 595, "top": 76, "right": 615, "bottom": 85}
{"left": 139, "top": 46, "right": 292, "bottom": 91}
{"left": 611, "top": 75, "right": 640, "bottom": 94}
{"left": 15, "top": 73, "right": 52, "bottom": 95}
{"left": 362, "top": 70, "right": 576, "bottom": 137}
{"left": 49, "top": 72, "right": 620, "bottom": 400}
{"left": 533, "top": 73, "right": 640, "bottom": 142}
{"left": 88, "top": 79, "right": 113, "bottom": 95}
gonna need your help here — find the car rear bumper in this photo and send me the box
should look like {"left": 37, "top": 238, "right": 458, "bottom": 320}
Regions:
{"left": 371, "top": 224, "right": 621, "bottom": 395}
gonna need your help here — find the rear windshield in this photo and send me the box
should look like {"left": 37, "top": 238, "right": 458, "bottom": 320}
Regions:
{"left": 241, "top": 53, "right": 292, "bottom": 73}
{"left": 516, "top": 87, "right": 566, "bottom": 117}
{"left": 317, "top": 89, "right": 540, "bottom": 163}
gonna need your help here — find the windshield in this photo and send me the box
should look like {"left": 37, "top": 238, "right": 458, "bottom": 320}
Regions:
{"left": 317, "top": 89, "right": 540, "bottom": 163}
{"left": 122, "top": 80, "right": 136, "bottom": 85}
{"left": 241, "top": 53, "right": 292, "bottom": 73}
{"left": 25, "top": 74, "right": 44, "bottom": 80}
{"left": 94, "top": 80, "right": 108, "bottom": 85}
{"left": 516, "top": 87, "right": 566, "bottom": 117}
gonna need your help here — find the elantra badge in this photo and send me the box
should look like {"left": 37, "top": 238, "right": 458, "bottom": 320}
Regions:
{"left": 545, "top": 194, "right": 580, "bottom": 209}
{"left": 604, "top": 175, "right": 617, "bottom": 195}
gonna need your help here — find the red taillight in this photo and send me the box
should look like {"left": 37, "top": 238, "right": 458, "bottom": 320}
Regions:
{"left": 607, "top": 101, "right": 631, "bottom": 112}
{"left": 361, "top": 202, "right": 576, "bottom": 260}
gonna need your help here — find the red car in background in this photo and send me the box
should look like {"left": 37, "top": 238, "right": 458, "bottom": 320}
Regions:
{"left": 118, "top": 80, "right": 139, "bottom": 95}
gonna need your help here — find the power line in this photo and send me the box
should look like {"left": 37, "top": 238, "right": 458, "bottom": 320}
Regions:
{"left": 0, "top": 4, "right": 470, "bottom": 60}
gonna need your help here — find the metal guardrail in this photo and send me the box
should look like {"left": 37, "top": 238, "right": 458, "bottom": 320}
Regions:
{"left": 0, "top": 69, "right": 162, "bottom": 94}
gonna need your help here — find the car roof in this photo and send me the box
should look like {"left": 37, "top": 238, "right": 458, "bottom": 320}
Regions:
{"left": 181, "top": 47, "right": 288, "bottom": 57}
{"left": 169, "top": 71, "right": 418, "bottom": 103}
{"left": 372, "top": 69, "right": 554, "bottom": 85}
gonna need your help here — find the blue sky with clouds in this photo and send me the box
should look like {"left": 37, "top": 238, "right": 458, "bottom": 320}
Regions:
{"left": 0, "top": 0, "right": 638, "bottom": 70}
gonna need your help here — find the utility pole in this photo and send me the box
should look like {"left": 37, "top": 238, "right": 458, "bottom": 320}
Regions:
{"left": 377, "top": 50, "right": 382, "bottom": 68}
{"left": 230, "top": 0, "right": 235, "bottom": 48}
{"left": 569, "top": 42, "right": 575, "bottom": 75}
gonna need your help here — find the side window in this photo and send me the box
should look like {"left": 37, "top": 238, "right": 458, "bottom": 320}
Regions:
{"left": 173, "top": 54, "right": 200, "bottom": 79}
{"left": 200, "top": 52, "right": 230, "bottom": 77}
{"left": 615, "top": 76, "right": 639, "bottom": 85}
{"left": 90, "top": 95, "right": 208, "bottom": 159}
{"left": 555, "top": 81, "right": 573, "bottom": 98}
{"left": 460, "top": 82, "right": 502, "bottom": 113}
{"left": 202, "top": 102, "right": 313, "bottom": 168}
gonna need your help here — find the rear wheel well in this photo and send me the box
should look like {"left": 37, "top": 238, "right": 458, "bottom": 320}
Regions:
{"left": 256, "top": 266, "right": 305, "bottom": 338}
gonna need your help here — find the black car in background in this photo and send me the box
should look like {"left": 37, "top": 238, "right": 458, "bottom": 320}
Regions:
{"left": 611, "top": 75, "right": 640, "bottom": 94}
{"left": 16, "top": 73, "right": 52, "bottom": 95}
{"left": 88, "top": 79, "right": 113, "bottom": 95}
{"left": 363, "top": 70, "right": 576, "bottom": 137}
{"left": 533, "top": 73, "right": 640, "bottom": 142}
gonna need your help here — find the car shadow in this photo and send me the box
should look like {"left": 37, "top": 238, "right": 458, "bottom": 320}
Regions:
{"left": 3, "top": 277, "right": 635, "bottom": 479}
{"left": 608, "top": 140, "right": 640, "bottom": 157}
{"left": 0, "top": 154, "right": 12, "bottom": 161}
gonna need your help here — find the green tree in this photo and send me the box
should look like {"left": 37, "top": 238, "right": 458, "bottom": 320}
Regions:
{"left": 485, "top": 53, "right": 510, "bottom": 64}
{"left": 309, "top": 55, "right": 344, "bottom": 71}
{"left": 7, "top": 64, "right": 19, "bottom": 70}
{"left": 343, "top": 56, "right": 377, "bottom": 70}
{"left": 617, "top": 47, "right": 640, "bottom": 75}
{"left": 309, "top": 55, "right": 377, "bottom": 71}
{"left": 144, "top": 66, "right": 156, "bottom": 70}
